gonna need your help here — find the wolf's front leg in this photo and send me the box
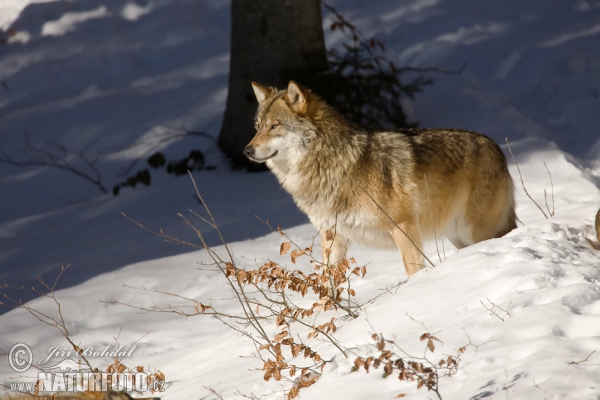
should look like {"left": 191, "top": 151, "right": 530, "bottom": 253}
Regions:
{"left": 316, "top": 228, "right": 349, "bottom": 307}
{"left": 320, "top": 228, "right": 348, "bottom": 266}
{"left": 390, "top": 224, "right": 425, "bottom": 277}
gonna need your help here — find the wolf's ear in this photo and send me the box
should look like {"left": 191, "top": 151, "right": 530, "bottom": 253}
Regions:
{"left": 285, "top": 81, "right": 308, "bottom": 114}
{"left": 251, "top": 82, "right": 270, "bottom": 104}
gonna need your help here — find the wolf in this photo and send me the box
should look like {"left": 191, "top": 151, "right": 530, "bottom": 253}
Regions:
{"left": 244, "top": 81, "right": 517, "bottom": 276}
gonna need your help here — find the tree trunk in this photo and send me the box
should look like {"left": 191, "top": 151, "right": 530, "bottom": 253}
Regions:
{"left": 219, "top": 0, "right": 328, "bottom": 168}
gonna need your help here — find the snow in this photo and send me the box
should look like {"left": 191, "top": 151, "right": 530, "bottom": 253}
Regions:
{"left": 1, "top": 0, "right": 599, "bottom": 399}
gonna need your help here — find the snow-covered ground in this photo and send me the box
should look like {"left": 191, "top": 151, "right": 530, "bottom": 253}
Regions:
{"left": 1, "top": 0, "right": 599, "bottom": 399}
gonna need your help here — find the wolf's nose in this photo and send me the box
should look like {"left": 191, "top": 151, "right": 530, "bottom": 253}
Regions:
{"left": 243, "top": 146, "right": 255, "bottom": 159}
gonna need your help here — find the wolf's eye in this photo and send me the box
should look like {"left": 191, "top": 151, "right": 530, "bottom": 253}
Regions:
{"left": 270, "top": 124, "right": 279, "bottom": 130}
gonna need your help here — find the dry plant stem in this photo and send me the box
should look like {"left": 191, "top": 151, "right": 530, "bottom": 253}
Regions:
{"left": 204, "top": 385, "right": 224, "bottom": 400}
{"left": 543, "top": 161, "right": 555, "bottom": 217}
{"left": 278, "top": 310, "right": 348, "bottom": 358}
{"left": 424, "top": 174, "right": 443, "bottom": 264}
{"left": 176, "top": 201, "right": 271, "bottom": 349}
{"left": 480, "top": 298, "right": 511, "bottom": 322}
{"left": 325, "top": 214, "right": 341, "bottom": 301}
{"left": 505, "top": 138, "right": 548, "bottom": 219}
{"left": 108, "top": 279, "right": 265, "bottom": 321}
{"left": 355, "top": 331, "right": 451, "bottom": 400}
{"left": 128, "top": 210, "right": 275, "bottom": 352}
{"left": 235, "top": 389, "right": 262, "bottom": 399}
{"left": 121, "top": 213, "right": 201, "bottom": 249}
{"left": 110, "top": 328, "right": 151, "bottom": 369}
{"left": 0, "top": 137, "right": 109, "bottom": 194}
{"left": 256, "top": 217, "right": 361, "bottom": 318}
{"left": 321, "top": 1, "right": 464, "bottom": 77}
{"left": 441, "top": 232, "right": 446, "bottom": 262}
{"left": 119, "top": 172, "right": 374, "bottom": 397}
{"left": 120, "top": 212, "right": 329, "bottom": 368}
{"left": 255, "top": 216, "right": 314, "bottom": 260}
{"left": 569, "top": 350, "right": 596, "bottom": 365}
{"left": 0, "top": 266, "right": 94, "bottom": 371}
{"left": 129, "top": 173, "right": 347, "bottom": 373}
{"left": 123, "top": 181, "right": 272, "bottom": 355}
{"left": 1, "top": 275, "right": 165, "bottom": 397}
{"left": 179, "top": 212, "right": 271, "bottom": 350}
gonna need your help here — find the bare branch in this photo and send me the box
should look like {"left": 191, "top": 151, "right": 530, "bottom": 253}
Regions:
{"left": 0, "top": 138, "right": 109, "bottom": 194}
{"left": 543, "top": 161, "right": 555, "bottom": 217}
{"left": 505, "top": 138, "right": 548, "bottom": 219}
{"left": 569, "top": 350, "right": 596, "bottom": 365}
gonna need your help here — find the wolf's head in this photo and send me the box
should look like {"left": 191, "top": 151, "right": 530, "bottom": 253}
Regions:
{"left": 244, "top": 81, "right": 319, "bottom": 165}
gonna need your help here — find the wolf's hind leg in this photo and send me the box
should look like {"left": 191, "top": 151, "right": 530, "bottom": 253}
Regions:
{"left": 390, "top": 224, "right": 425, "bottom": 277}
{"left": 464, "top": 145, "right": 517, "bottom": 243}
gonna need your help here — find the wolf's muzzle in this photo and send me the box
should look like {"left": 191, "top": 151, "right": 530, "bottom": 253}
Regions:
{"left": 243, "top": 146, "right": 255, "bottom": 159}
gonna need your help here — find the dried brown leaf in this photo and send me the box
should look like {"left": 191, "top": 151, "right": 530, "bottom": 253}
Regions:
{"left": 288, "top": 387, "right": 299, "bottom": 399}
{"left": 304, "top": 347, "right": 312, "bottom": 358}
{"left": 280, "top": 242, "right": 292, "bottom": 255}
{"left": 263, "top": 370, "right": 272, "bottom": 381}
{"left": 354, "top": 357, "right": 365, "bottom": 370}
{"left": 364, "top": 356, "right": 373, "bottom": 372}
{"left": 291, "top": 249, "right": 306, "bottom": 264}
{"left": 276, "top": 314, "right": 285, "bottom": 327}
{"left": 338, "top": 258, "right": 349, "bottom": 272}
{"left": 427, "top": 339, "right": 435, "bottom": 353}
{"left": 384, "top": 362, "right": 393, "bottom": 376}
{"left": 399, "top": 369, "right": 407, "bottom": 380}
{"left": 291, "top": 344, "right": 303, "bottom": 358}
{"left": 325, "top": 229, "right": 334, "bottom": 241}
